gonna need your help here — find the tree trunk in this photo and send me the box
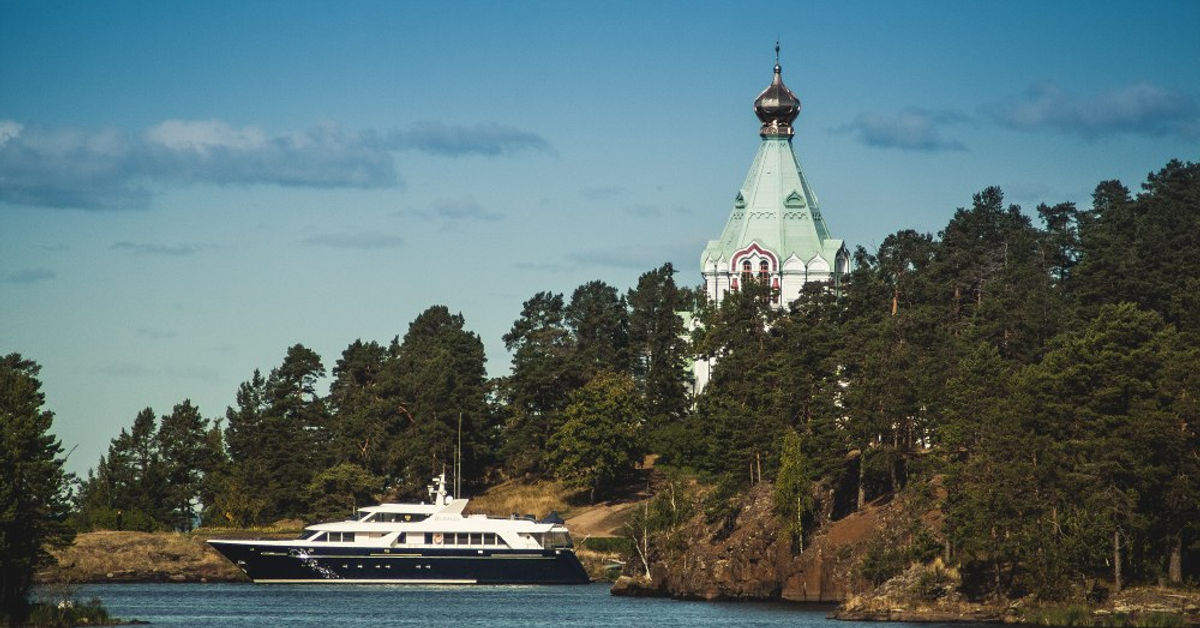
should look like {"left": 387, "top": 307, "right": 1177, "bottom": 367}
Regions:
{"left": 889, "top": 456, "right": 898, "bottom": 494}
{"left": 1168, "top": 531, "right": 1182, "bottom": 584}
{"left": 1113, "top": 528, "right": 1122, "bottom": 592}
{"left": 857, "top": 449, "right": 866, "bottom": 510}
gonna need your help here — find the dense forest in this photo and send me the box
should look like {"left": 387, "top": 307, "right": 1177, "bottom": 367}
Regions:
{"left": 69, "top": 159, "right": 1198, "bottom": 599}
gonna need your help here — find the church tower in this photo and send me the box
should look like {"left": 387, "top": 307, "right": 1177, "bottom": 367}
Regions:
{"left": 701, "top": 49, "right": 848, "bottom": 307}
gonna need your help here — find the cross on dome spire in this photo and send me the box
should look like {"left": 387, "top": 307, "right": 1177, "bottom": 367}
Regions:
{"left": 754, "top": 43, "right": 800, "bottom": 138}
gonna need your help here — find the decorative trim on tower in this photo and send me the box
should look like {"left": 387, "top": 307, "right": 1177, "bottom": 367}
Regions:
{"left": 730, "top": 242, "right": 778, "bottom": 272}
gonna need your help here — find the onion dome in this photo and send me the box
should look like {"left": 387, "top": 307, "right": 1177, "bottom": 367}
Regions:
{"left": 753, "top": 45, "right": 801, "bottom": 138}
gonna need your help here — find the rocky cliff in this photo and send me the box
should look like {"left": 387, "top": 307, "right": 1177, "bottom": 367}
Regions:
{"left": 612, "top": 482, "right": 879, "bottom": 602}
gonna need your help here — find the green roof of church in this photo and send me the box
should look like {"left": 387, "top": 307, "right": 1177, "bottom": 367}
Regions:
{"left": 701, "top": 58, "right": 844, "bottom": 272}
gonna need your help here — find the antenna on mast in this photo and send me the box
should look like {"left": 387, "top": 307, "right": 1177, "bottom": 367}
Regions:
{"left": 456, "top": 411, "right": 462, "bottom": 499}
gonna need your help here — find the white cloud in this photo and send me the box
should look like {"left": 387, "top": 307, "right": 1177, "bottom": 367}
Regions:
{"left": 837, "top": 109, "right": 967, "bottom": 151}
{"left": 0, "top": 120, "right": 23, "bottom": 145}
{"left": 0, "top": 119, "right": 549, "bottom": 210}
{"left": 987, "top": 82, "right": 1199, "bottom": 138}
{"left": 145, "top": 119, "right": 268, "bottom": 153}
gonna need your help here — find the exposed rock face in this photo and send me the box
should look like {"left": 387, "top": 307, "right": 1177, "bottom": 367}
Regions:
{"left": 612, "top": 482, "right": 874, "bottom": 602}
{"left": 36, "top": 531, "right": 246, "bottom": 583}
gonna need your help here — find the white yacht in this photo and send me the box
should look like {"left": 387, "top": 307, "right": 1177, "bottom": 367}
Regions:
{"left": 207, "top": 474, "right": 589, "bottom": 584}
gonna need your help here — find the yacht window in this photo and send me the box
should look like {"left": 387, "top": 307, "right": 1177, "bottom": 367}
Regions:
{"left": 470, "top": 533, "right": 482, "bottom": 545}
{"left": 376, "top": 512, "right": 423, "bottom": 522}
{"left": 326, "top": 532, "right": 353, "bottom": 543}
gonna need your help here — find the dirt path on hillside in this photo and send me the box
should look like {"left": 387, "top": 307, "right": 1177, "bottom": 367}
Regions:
{"left": 566, "top": 501, "right": 640, "bottom": 538}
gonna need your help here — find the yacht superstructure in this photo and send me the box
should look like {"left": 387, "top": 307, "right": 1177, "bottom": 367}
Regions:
{"left": 207, "top": 475, "right": 589, "bottom": 584}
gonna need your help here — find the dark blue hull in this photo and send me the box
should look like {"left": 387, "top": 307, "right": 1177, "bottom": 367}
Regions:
{"left": 208, "top": 541, "right": 590, "bottom": 584}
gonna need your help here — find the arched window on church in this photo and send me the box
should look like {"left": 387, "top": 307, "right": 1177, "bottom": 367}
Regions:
{"left": 741, "top": 260, "right": 752, "bottom": 285}
{"left": 758, "top": 260, "right": 769, "bottom": 282}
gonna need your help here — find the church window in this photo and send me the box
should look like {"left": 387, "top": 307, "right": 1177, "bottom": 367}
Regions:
{"left": 758, "top": 260, "right": 769, "bottom": 281}
{"left": 741, "top": 260, "right": 752, "bottom": 284}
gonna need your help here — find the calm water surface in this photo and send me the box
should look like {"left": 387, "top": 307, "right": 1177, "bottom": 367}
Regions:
{"left": 42, "top": 583, "right": 976, "bottom": 628}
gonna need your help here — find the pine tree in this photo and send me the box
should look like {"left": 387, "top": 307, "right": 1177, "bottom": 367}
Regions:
{"left": 0, "top": 354, "right": 73, "bottom": 626}
{"left": 327, "top": 339, "right": 395, "bottom": 475}
{"left": 499, "top": 291, "right": 574, "bottom": 473}
{"left": 382, "top": 306, "right": 489, "bottom": 495}
{"left": 565, "top": 279, "right": 631, "bottom": 377}
{"left": 627, "top": 263, "right": 692, "bottom": 434}
{"left": 157, "top": 400, "right": 218, "bottom": 530}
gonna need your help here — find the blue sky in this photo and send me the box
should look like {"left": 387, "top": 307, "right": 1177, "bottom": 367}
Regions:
{"left": 3, "top": 1, "right": 1198, "bottom": 478}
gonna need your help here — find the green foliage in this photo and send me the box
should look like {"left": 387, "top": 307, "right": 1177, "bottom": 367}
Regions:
{"left": 0, "top": 354, "right": 74, "bottom": 625}
{"left": 305, "top": 463, "right": 382, "bottom": 522}
{"left": 577, "top": 536, "right": 634, "bottom": 554}
{"left": 157, "top": 400, "right": 221, "bottom": 530}
{"left": 859, "top": 523, "right": 943, "bottom": 587}
{"left": 384, "top": 306, "right": 491, "bottom": 496}
{"left": 25, "top": 598, "right": 111, "bottom": 628}
{"left": 327, "top": 339, "right": 395, "bottom": 476}
{"left": 547, "top": 372, "right": 644, "bottom": 501}
{"left": 499, "top": 291, "right": 575, "bottom": 474}
{"left": 627, "top": 263, "right": 692, "bottom": 432}
{"left": 773, "top": 430, "right": 816, "bottom": 553}
{"left": 222, "top": 344, "right": 329, "bottom": 522}
{"left": 1023, "top": 604, "right": 1095, "bottom": 627}
{"left": 701, "top": 474, "right": 742, "bottom": 540}
{"left": 566, "top": 280, "right": 631, "bottom": 378}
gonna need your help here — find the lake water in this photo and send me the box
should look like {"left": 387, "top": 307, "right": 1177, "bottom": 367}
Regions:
{"left": 36, "top": 583, "right": 984, "bottom": 628}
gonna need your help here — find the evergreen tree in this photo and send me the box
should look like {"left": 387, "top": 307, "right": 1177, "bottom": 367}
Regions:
{"left": 627, "top": 263, "right": 692, "bottom": 433}
{"left": 382, "top": 306, "right": 489, "bottom": 495}
{"left": 839, "top": 229, "right": 941, "bottom": 508}
{"left": 156, "top": 400, "right": 219, "bottom": 530}
{"left": 220, "top": 345, "right": 328, "bottom": 523}
{"left": 565, "top": 279, "right": 631, "bottom": 377}
{"left": 327, "top": 339, "right": 396, "bottom": 475}
{"left": 688, "top": 281, "right": 785, "bottom": 481}
{"left": 218, "top": 370, "right": 270, "bottom": 525}
{"left": 75, "top": 407, "right": 168, "bottom": 530}
{"left": 499, "top": 291, "right": 574, "bottom": 473}
{"left": 1022, "top": 304, "right": 1184, "bottom": 591}
{"left": 0, "top": 354, "right": 73, "bottom": 626}
{"left": 260, "top": 344, "right": 328, "bottom": 519}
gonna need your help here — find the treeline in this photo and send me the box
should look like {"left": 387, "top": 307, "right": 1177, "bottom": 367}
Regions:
{"left": 70, "top": 159, "right": 1198, "bottom": 599}
{"left": 74, "top": 269, "right": 697, "bottom": 528}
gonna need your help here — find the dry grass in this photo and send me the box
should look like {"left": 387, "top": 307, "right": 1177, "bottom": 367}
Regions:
{"left": 463, "top": 479, "right": 577, "bottom": 519}
{"left": 37, "top": 531, "right": 245, "bottom": 583}
{"left": 198, "top": 518, "right": 305, "bottom": 537}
